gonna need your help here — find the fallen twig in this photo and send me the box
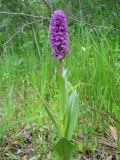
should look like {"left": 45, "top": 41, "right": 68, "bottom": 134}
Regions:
{"left": 0, "top": 11, "right": 49, "bottom": 20}
{"left": 2, "top": 20, "right": 41, "bottom": 47}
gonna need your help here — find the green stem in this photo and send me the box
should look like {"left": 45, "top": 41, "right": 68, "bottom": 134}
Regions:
{"left": 59, "top": 59, "right": 63, "bottom": 76}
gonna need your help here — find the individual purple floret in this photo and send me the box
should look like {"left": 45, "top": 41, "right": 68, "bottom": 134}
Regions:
{"left": 49, "top": 10, "right": 68, "bottom": 59}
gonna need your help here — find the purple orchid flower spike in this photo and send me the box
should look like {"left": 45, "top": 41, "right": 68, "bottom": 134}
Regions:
{"left": 49, "top": 10, "right": 69, "bottom": 60}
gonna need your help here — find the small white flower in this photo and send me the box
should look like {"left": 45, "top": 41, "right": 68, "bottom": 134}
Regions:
{"left": 81, "top": 47, "right": 86, "bottom": 51}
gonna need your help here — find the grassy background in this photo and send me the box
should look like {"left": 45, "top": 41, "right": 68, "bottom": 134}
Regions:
{"left": 0, "top": 0, "right": 120, "bottom": 159}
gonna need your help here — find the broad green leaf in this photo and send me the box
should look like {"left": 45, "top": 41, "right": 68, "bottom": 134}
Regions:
{"left": 65, "top": 90, "right": 79, "bottom": 140}
{"left": 59, "top": 69, "right": 69, "bottom": 133}
{"left": 59, "top": 70, "right": 79, "bottom": 139}
{"left": 54, "top": 138, "right": 75, "bottom": 160}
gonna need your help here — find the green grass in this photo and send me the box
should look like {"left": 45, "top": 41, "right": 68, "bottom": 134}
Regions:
{"left": 0, "top": 23, "right": 120, "bottom": 159}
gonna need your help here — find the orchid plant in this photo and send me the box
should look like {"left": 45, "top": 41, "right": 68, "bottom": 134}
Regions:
{"left": 42, "top": 10, "right": 79, "bottom": 160}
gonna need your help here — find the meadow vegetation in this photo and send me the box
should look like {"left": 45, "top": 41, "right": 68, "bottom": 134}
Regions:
{"left": 0, "top": 0, "right": 120, "bottom": 159}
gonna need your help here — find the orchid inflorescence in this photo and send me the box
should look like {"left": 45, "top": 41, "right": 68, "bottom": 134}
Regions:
{"left": 49, "top": 10, "right": 69, "bottom": 59}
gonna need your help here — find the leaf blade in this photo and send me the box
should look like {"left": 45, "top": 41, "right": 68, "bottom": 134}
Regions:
{"left": 54, "top": 138, "right": 75, "bottom": 160}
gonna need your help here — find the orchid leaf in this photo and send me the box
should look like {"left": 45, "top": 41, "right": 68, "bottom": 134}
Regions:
{"left": 59, "top": 69, "right": 69, "bottom": 133}
{"left": 65, "top": 89, "right": 79, "bottom": 140}
{"left": 54, "top": 138, "right": 75, "bottom": 160}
